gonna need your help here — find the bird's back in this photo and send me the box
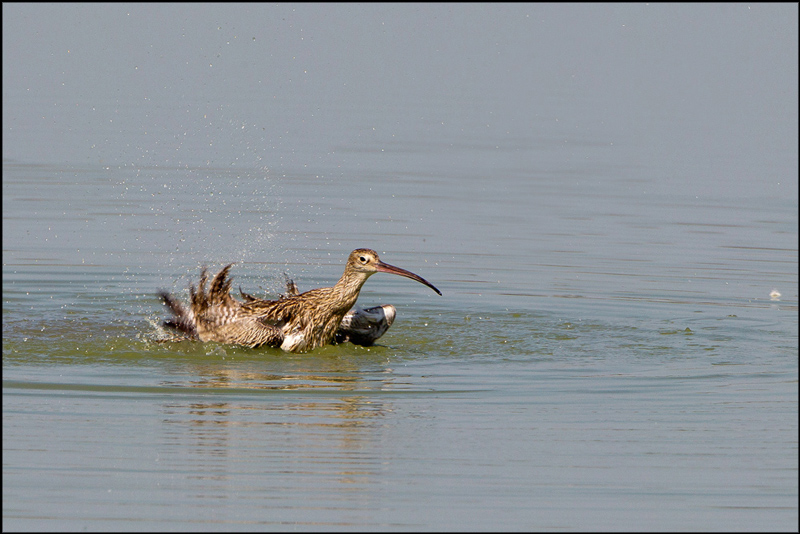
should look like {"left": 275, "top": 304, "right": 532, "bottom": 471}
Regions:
{"left": 242, "top": 286, "right": 354, "bottom": 351}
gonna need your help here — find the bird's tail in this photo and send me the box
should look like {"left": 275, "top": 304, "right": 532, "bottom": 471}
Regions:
{"left": 158, "top": 289, "right": 198, "bottom": 339}
{"left": 158, "top": 264, "right": 240, "bottom": 340}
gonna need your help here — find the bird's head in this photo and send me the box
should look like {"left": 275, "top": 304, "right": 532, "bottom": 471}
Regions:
{"left": 345, "top": 248, "right": 441, "bottom": 295}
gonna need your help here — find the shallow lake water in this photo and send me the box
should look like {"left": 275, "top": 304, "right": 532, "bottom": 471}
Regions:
{"left": 3, "top": 4, "right": 798, "bottom": 532}
{"left": 4, "top": 157, "right": 797, "bottom": 531}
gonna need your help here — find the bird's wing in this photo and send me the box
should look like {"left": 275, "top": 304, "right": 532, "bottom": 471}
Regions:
{"left": 190, "top": 265, "right": 284, "bottom": 347}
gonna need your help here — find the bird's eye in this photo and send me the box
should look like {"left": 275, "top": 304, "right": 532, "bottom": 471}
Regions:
{"left": 359, "top": 256, "right": 368, "bottom": 263}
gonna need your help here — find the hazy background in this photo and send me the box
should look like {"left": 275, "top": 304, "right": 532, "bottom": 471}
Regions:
{"left": 4, "top": 3, "right": 797, "bottom": 198}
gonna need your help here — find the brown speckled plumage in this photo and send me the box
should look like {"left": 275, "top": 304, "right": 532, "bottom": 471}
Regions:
{"left": 158, "top": 248, "right": 441, "bottom": 352}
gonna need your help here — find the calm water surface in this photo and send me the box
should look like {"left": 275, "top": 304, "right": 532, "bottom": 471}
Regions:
{"left": 4, "top": 155, "right": 797, "bottom": 531}
{"left": 3, "top": 4, "right": 798, "bottom": 532}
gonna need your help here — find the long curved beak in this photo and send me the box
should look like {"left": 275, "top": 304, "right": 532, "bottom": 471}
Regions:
{"left": 375, "top": 261, "right": 442, "bottom": 296}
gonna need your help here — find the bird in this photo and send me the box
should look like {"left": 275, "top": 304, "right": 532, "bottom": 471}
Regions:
{"left": 158, "top": 248, "right": 441, "bottom": 352}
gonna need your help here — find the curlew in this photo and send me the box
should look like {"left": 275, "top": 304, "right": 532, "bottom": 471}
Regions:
{"left": 158, "top": 248, "right": 441, "bottom": 352}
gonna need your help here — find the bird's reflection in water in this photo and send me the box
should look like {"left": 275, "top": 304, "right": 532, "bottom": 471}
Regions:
{"left": 157, "top": 364, "right": 397, "bottom": 497}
